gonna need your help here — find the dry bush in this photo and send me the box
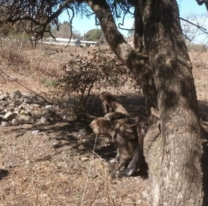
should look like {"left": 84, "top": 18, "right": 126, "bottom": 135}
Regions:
{"left": 0, "top": 38, "right": 65, "bottom": 87}
{"left": 0, "top": 38, "right": 30, "bottom": 68}
{"left": 58, "top": 48, "right": 140, "bottom": 115}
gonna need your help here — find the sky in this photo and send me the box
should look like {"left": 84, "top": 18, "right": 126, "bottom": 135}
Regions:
{"left": 59, "top": 0, "right": 208, "bottom": 42}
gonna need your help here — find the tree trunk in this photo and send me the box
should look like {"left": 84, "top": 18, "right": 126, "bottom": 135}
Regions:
{"left": 142, "top": 0, "right": 203, "bottom": 205}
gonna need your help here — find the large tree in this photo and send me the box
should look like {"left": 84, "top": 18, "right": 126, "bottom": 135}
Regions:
{"left": 0, "top": 0, "right": 206, "bottom": 205}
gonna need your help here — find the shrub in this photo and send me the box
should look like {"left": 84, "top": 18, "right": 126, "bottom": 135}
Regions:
{"left": 59, "top": 48, "right": 139, "bottom": 115}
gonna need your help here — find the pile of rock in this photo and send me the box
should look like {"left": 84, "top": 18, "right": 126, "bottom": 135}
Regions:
{"left": 0, "top": 90, "right": 75, "bottom": 127}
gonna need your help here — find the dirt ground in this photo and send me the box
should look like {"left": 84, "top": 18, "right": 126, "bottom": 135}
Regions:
{"left": 0, "top": 44, "right": 208, "bottom": 206}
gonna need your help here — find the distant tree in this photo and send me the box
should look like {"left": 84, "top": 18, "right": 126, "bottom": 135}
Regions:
{"left": 51, "top": 21, "right": 81, "bottom": 39}
{"left": 52, "top": 21, "right": 71, "bottom": 38}
{"left": 84, "top": 29, "right": 102, "bottom": 41}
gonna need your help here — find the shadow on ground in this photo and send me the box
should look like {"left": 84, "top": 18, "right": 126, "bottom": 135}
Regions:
{"left": 5, "top": 94, "right": 208, "bottom": 203}
{"left": 0, "top": 169, "right": 9, "bottom": 180}
{"left": 7, "top": 93, "right": 146, "bottom": 177}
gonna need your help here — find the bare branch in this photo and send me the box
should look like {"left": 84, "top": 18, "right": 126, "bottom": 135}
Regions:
{"left": 195, "top": 0, "right": 206, "bottom": 5}
{"left": 0, "top": 0, "right": 84, "bottom": 40}
{"left": 86, "top": 0, "right": 149, "bottom": 80}
{"left": 195, "top": 0, "right": 208, "bottom": 10}
{"left": 132, "top": 1, "right": 143, "bottom": 52}
{"left": 180, "top": 17, "right": 208, "bottom": 34}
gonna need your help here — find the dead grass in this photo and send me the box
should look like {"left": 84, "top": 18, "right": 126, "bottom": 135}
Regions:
{"left": 191, "top": 52, "right": 208, "bottom": 101}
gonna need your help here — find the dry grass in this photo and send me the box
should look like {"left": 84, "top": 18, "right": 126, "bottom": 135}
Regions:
{"left": 191, "top": 52, "right": 208, "bottom": 102}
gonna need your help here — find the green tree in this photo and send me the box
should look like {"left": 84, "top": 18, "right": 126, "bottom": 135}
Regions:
{"left": 0, "top": 1, "right": 207, "bottom": 205}
{"left": 83, "top": 29, "right": 102, "bottom": 41}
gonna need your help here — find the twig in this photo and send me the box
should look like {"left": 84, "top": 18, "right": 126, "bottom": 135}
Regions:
{"left": 79, "top": 134, "right": 99, "bottom": 206}
{"left": 201, "top": 120, "right": 208, "bottom": 125}
{"left": 86, "top": 114, "right": 99, "bottom": 119}
{"left": 179, "top": 17, "right": 208, "bottom": 34}
{"left": 92, "top": 151, "right": 105, "bottom": 161}
{"left": 19, "top": 21, "right": 28, "bottom": 55}
{"left": 122, "top": 200, "right": 147, "bottom": 205}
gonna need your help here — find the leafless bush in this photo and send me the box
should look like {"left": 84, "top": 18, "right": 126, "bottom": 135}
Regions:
{"left": 0, "top": 38, "right": 64, "bottom": 84}
{"left": 59, "top": 48, "right": 139, "bottom": 115}
{"left": 0, "top": 38, "right": 29, "bottom": 68}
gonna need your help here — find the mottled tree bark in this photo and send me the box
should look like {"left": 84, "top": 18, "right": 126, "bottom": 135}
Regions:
{"left": 87, "top": 0, "right": 203, "bottom": 205}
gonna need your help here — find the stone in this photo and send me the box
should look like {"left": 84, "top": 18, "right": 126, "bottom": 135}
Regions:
{"left": 45, "top": 105, "right": 53, "bottom": 110}
{"left": 3, "top": 111, "right": 15, "bottom": 121}
{"left": 142, "top": 191, "right": 149, "bottom": 199}
{"left": 11, "top": 118, "right": 20, "bottom": 126}
{"left": 1, "top": 121, "right": 10, "bottom": 127}
{"left": 52, "top": 140, "right": 61, "bottom": 148}
{"left": 17, "top": 112, "right": 34, "bottom": 124}
{"left": 109, "top": 158, "right": 118, "bottom": 164}
{"left": 40, "top": 116, "right": 47, "bottom": 124}
{"left": 0, "top": 112, "right": 5, "bottom": 119}
{"left": 80, "top": 156, "right": 89, "bottom": 161}
{"left": 78, "top": 145, "right": 85, "bottom": 150}
{"left": 0, "top": 93, "right": 8, "bottom": 100}
{"left": 32, "top": 103, "right": 41, "bottom": 108}
{"left": 25, "top": 160, "right": 30, "bottom": 165}
{"left": 14, "top": 98, "right": 24, "bottom": 105}
{"left": 10, "top": 90, "right": 22, "bottom": 99}
{"left": 23, "top": 96, "right": 33, "bottom": 104}
{"left": 31, "top": 130, "right": 39, "bottom": 135}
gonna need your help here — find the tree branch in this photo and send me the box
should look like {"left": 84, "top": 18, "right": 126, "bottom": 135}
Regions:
{"left": 132, "top": 1, "right": 143, "bottom": 52}
{"left": 180, "top": 16, "right": 208, "bottom": 34}
{"left": 195, "top": 0, "right": 206, "bottom": 5}
{"left": 86, "top": 0, "right": 150, "bottom": 81}
{"left": 0, "top": 0, "right": 82, "bottom": 40}
{"left": 195, "top": 0, "right": 208, "bottom": 10}
{"left": 86, "top": 0, "right": 158, "bottom": 114}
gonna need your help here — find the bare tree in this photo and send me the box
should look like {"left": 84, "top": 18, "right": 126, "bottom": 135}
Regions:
{"left": 0, "top": 0, "right": 204, "bottom": 205}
